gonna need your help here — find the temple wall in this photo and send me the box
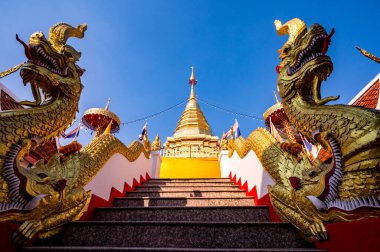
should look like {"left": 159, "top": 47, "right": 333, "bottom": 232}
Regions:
{"left": 80, "top": 151, "right": 162, "bottom": 220}
{"left": 219, "top": 150, "right": 275, "bottom": 200}
{"left": 84, "top": 151, "right": 161, "bottom": 200}
{"left": 164, "top": 137, "right": 220, "bottom": 158}
{"left": 150, "top": 151, "right": 162, "bottom": 178}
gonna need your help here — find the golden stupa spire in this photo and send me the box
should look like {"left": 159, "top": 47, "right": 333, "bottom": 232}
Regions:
{"left": 164, "top": 67, "right": 220, "bottom": 158}
{"left": 172, "top": 67, "right": 211, "bottom": 138}
{"left": 189, "top": 66, "right": 197, "bottom": 100}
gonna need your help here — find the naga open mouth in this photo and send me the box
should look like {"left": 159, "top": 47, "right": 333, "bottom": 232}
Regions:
{"left": 287, "top": 29, "right": 334, "bottom": 76}
{"left": 16, "top": 35, "right": 68, "bottom": 76}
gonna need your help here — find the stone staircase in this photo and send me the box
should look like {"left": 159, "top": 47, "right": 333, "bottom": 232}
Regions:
{"left": 22, "top": 178, "right": 324, "bottom": 251}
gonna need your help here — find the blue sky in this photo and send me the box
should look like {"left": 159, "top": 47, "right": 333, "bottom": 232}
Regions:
{"left": 0, "top": 0, "right": 379, "bottom": 146}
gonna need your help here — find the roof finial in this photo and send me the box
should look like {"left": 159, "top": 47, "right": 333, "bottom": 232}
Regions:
{"left": 273, "top": 91, "right": 280, "bottom": 103}
{"left": 356, "top": 46, "right": 380, "bottom": 63}
{"left": 105, "top": 98, "right": 111, "bottom": 110}
{"left": 189, "top": 66, "right": 197, "bottom": 85}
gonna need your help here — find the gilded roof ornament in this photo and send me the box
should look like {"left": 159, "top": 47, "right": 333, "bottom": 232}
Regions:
{"left": 356, "top": 46, "right": 380, "bottom": 63}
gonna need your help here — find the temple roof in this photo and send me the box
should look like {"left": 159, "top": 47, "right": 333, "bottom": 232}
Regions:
{"left": 0, "top": 83, "right": 23, "bottom": 110}
{"left": 349, "top": 73, "right": 380, "bottom": 109}
{"left": 172, "top": 68, "right": 213, "bottom": 138}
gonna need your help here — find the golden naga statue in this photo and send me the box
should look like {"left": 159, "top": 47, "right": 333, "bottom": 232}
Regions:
{"left": 0, "top": 23, "right": 150, "bottom": 244}
{"left": 229, "top": 18, "right": 380, "bottom": 241}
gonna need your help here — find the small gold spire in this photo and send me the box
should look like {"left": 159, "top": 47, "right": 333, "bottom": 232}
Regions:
{"left": 103, "top": 120, "right": 112, "bottom": 135}
{"left": 105, "top": 98, "right": 111, "bottom": 110}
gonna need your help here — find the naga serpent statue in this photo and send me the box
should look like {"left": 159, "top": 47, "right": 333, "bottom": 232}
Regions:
{"left": 0, "top": 23, "right": 150, "bottom": 244}
{"left": 229, "top": 18, "right": 380, "bottom": 241}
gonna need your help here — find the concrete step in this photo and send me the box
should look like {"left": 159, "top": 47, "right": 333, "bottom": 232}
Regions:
{"left": 22, "top": 246, "right": 326, "bottom": 251}
{"left": 42, "top": 221, "right": 314, "bottom": 249}
{"left": 114, "top": 197, "right": 255, "bottom": 207}
{"left": 134, "top": 185, "right": 243, "bottom": 192}
{"left": 93, "top": 206, "right": 270, "bottom": 222}
{"left": 126, "top": 190, "right": 247, "bottom": 198}
{"left": 141, "top": 181, "right": 236, "bottom": 186}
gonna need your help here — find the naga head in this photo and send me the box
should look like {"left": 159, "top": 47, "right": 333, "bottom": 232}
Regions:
{"left": 275, "top": 18, "right": 337, "bottom": 104}
{"left": 16, "top": 23, "right": 87, "bottom": 106}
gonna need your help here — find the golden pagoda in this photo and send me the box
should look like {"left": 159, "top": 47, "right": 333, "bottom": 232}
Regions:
{"left": 164, "top": 67, "right": 220, "bottom": 158}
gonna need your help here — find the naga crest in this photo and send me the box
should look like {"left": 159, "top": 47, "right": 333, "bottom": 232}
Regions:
{"left": 275, "top": 18, "right": 337, "bottom": 105}
{"left": 16, "top": 23, "right": 87, "bottom": 107}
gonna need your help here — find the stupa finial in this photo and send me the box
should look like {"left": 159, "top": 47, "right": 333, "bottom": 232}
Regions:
{"left": 189, "top": 66, "right": 197, "bottom": 100}
{"left": 189, "top": 66, "right": 197, "bottom": 85}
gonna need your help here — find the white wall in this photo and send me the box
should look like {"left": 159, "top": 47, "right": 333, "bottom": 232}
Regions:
{"left": 150, "top": 151, "right": 162, "bottom": 178}
{"left": 219, "top": 150, "right": 275, "bottom": 199}
{"left": 84, "top": 151, "right": 162, "bottom": 200}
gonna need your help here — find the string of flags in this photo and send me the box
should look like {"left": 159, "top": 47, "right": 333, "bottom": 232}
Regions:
{"left": 197, "top": 97, "right": 263, "bottom": 122}
{"left": 54, "top": 96, "right": 262, "bottom": 145}
{"left": 119, "top": 97, "right": 264, "bottom": 126}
